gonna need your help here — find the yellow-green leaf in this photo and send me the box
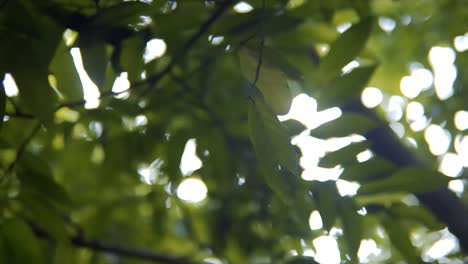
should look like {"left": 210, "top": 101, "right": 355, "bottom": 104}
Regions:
{"left": 338, "top": 197, "right": 363, "bottom": 261}
{"left": 382, "top": 216, "right": 420, "bottom": 264}
{"left": 50, "top": 40, "right": 83, "bottom": 101}
{"left": 240, "top": 49, "right": 292, "bottom": 115}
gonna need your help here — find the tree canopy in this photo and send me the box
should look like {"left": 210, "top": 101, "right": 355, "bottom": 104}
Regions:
{"left": 1, "top": 0, "right": 468, "bottom": 263}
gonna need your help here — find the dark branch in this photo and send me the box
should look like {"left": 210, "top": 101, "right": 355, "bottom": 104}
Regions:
{"left": 342, "top": 99, "right": 468, "bottom": 253}
{"left": 32, "top": 224, "right": 194, "bottom": 264}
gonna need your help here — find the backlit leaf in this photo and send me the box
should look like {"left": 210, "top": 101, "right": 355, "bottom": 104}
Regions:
{"left": 0, "top": 218, "right": 43, "bottom": 264}
{"left": 310, "top": 113, "right": 378, "bottom": 138}
{"left": 79, "top": 31, "right": 108, "bottom": 90}
{"left": 340, "top": 158, "right": 397, "bottom": 182}
{"left": 119, "top": 36, "right": 145, "bottom": 82}
{"left": 319, "top": 141, "right": 369, "bottom": 167}
{"left": 382, "top": 216, "right": 419, "bottom": 264}
{"left": 50, "top": 40, "right": 83, "bottom": 101}
{"left": 240, "top": 48, "right": 292, "bottom": 115}
{"left": 312, "top": 181, "right": 339, "bottom": 231}
{"left": 338, "top": 197, "right": 363, "bottom": 261}
{"left": 389, "top": 204, "right": 445, "bottom": 230}
{"left": 317, "top": 17, "right": 373, "bottom": 82}
{"left": 358, "top": 168, "right": 450, "bottom": 195}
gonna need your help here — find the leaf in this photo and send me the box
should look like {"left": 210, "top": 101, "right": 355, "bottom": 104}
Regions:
{"left": 119, "top": 36, "right": 145, "bottom": 82}
{"left": 0, "top": 83, "right": 5, "bottom": 131}
{"left": 79, "top": 31, "right": 108, "bottom": 90}
{"left": 0, "top": 218, "right": 44, "bottom": 264}
{"left": 389, "top": 204, "right": 445, "bottom": 230}
{"left": 248, "top": 98, "right": 299, "bottom": 202}
{"left": 282, "top": 119, "right": 307, "bottom": 137}
{"left": 249, "top": 97, "right": 299, "bottom": 174}
{"left": 317, "top": 17, "right": 373, "bottom": 82}
{"left": 312, "top": 181, "right": 339, "bottom": 231}
{"left": 90, "top": 1, "right": 152, "bottom": 27}
{"left": 18, "top": 153, "right": 74, "bottom": 208}
{"left": 240, "top": 48, "right": 292, "bottom": 115}
{"left": 19, "top": 191, "right": 68, "bottom": 241}
{"left": 338, "top": 197, "right": 363, "bottom": 261}
{"left": 358, "top": 167, "right": 450, "bottom": 195}
{"left": 50, "top": 40, "right": 83, "bottom": 101}
{"left": 14, "top": 67, "right": 58, "bottom": 128}
{"left": 284, "top": 255, "right": 320, "bottom": 264}
{"left": 340, "top": 158, "right": 397, "bottom": 182}
{"left": 315, "top": 65, "right": 377, "bottom": 109}
{"left": 319, "top": 141, "right": 369, "bottom": 167}
{"left": 310, "top": 113, "right": 378, "bottom": 138}
{"left": 382, "top": 216, "right": 420, "bottom": 264}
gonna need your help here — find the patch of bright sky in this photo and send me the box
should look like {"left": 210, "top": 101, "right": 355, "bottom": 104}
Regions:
{"left": 313, "top": 236, "right": 341, "bottom": 264}
{"left": 336, "top": 22, "right": 352, "bottom": 33}
{"left": 361, "top": 87, "right": 383, "bottom": 108}
{"left": 180, "top": 139, "right": 203, "bottom": 176}
{"left": 429, "top": 46, "right": 457, "bottom": 100}
{"left": 378, "top": 17, "right": 396, "bottom": 32}
{"left": 70, "top": 48, "right": 100, "bottom": 109}
{"left": 425, "top": 124, "right": 451, "bottom": 156}
{"left": 177, "top": 177, "right": 207, "bottom": 203}
{"left": 454, "top": 135, "right": 468, "bottom": 167}
{"left": 358, "top": 239, "right": 382, "bottom": 263}
{"left": 144, "top": 39, "right": 166, "bottom": 63}
{"left": 439, "top": 152, "right": 463, "bottom": 177}
{"left": 2, "top": 73, "right": 19, "bottom": 97}
{"left": 400, "top": 67, "right": 433, "bottom": 99}
{"left": 454, "top": 111, "right": 468, "bottom": 131}
{"left": 233, "top": 1, "right": 253, "bottom": 13}
{"left": 423, "top": 229, "right": 459, "bottom": 261}
{"left": 454, "top": 33, "right": 468, "bottom": 52}
{"left": 309, "top": 210, "right": 323, "bottom": 230}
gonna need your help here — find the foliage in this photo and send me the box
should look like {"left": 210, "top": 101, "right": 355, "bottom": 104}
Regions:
{"left": 1, "top": 0, "right": 467, "bottom": 263}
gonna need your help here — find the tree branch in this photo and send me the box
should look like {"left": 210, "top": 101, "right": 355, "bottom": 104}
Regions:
{"left": 32, "top": 224, "right": 194, "bottom": 264}
{"left": 342, "top": 99, "right": 468, "bottom": 253}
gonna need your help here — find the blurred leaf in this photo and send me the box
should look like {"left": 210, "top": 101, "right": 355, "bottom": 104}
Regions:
{"left": 282, "top": 119, "right": 307, "bottom": 136}
{"left": 310, "top": 113, "right": 378, "bottom": 138}
{"left": 90, "top": 1, "right": 152, "bottom": 27}
{"left": 79, "top": 31, "right": 108, "bottom": 90}
{"left": 340, "top": 158, "right": 397, "bottom": 182}
{"left": 338, "top": 197, "right": 363, "bottom": 261}
{"left": 317, "top": 17, "right": 373, "bottom": 82}
{"left": 240, "top": 48, "right": 292, "bottom": 115}
{"left": 0, "top": 218, "right": 44, "bottom": 264}
{"left": 284, "top": 255, "right": 320, "bottom": 264}
{"left": 19, "top": 191, "right": 68, "bottom": 241}
{"left": 50, "top": 40, "right": 83, "bottom": 101}
{"left": 358, "top": 168, "right": 450, "bottom": 195}
{"left": 119, "top": 36, "right": 145, "bottom": 82}
{"left": 319, "top": 141, "right": 369, "bottom": 167}
{"left": 249, "top": 97, "right": 299, "bottom": 175}
{"left": 18, "top": 153, "right": 74, "bottom": 208}
{"left": 315, "top": 65, "right": 377, "bottom": 109}
{"left": 389, "top": 204, "right": 445, "bottom": 230}
{"left": 312, "top": 181, "right": 339, "bottom": 231}
{"left": 382, "top": 216, "right": 419, "bottom": 264}
{"left": 14, "top": 68, "right": 58, "bottom": 127}
{"left": 0, "top": 84, "right": 5, "bottom": 131}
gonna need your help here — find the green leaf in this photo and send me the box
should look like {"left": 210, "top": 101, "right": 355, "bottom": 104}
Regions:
{"left": 79, "top": 31, "right": 108, "bottom": 90}
{"left": 382, "top": 216, "right": 420, "bottom": 264}
{"left": 340, "top": 158, "right": 397, "bottom": 182}
{"left": 310, "top": 113, "right": 378, "bottom": 138}
{"left": 14, "top": 68, "right": 58, "bottom": 128}
{"left": 18, "top": 153, "right": 74, "bottom": 208}
{"left": 90, "top": 1, "right": 152, "bottom": 27}
{"left": 284, "top": 255, "right": 320, "bottom": 264}
{"left": 317, "top": 17, "right": 373, "bottom": 82}
{"left": 389, "top": 204, "right": 445, "bottom": 230}
{"left": 0, "top": 83, "right": 5, "bottom": 131}
{"left": 312, "top": 181, "right": 339, "bottom": 231}
{"left": 50, "top": 40, "right": 83, "bottom": 101}
{"left": 119, "top": 36, "right": 145, "bottom": 82}
{"left": 248, "top": 98, "right": 299, "bottom": 202}
{"left": 249, "top": 97, "right": 299, "bottom": 174}
{"left": 240, "top": 48, "right": 292, "bottom": 115}
{"left": 319, "top": 141, "right": 369, "bottom": 167}
{"left": 19, "top": 191, "right": 68, "bottom": 241}
{"left": 315, "top": 65, "right": 377, "bottom": 109}
{"left": 338, "top": 197, "right": 363, "bottom": 261}
{"left": 358, "top": 168, "right": 450, "bottom": 195}
{"left": 0, "top": 218, "right": 44, "bottom": 264}
{"left": 282, "top": 119, "right": 307, "bottom": 137}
